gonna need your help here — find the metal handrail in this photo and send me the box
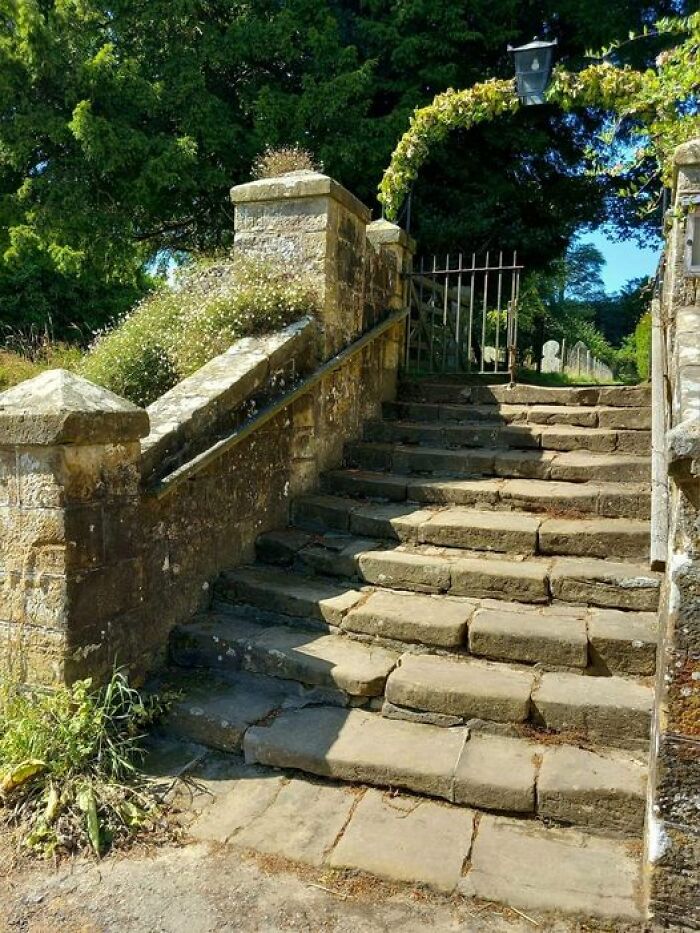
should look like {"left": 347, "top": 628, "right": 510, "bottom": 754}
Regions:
{"left": 145, "top": 307, "right": 408, "bottom": 500}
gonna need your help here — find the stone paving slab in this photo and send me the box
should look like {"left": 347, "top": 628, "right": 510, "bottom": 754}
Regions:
{"left": 233, "top": 778, "right": 357, "bottom": 866}
{"left": 329, "top": 788, "right": 474, "bottom": 893}
{"left": 244, "top": 706, "right": 467, "bottom": 801}
{"left": 538, "top": 744, "right": 646, "bottom": 833}
{"left": 190, "top": 770, "right": 286, "bottom": 843}
{"left": 342, "top": 588, "right": 473, "bottom": 647}
{"left": 460, "top": 814, "right": 643, "bottom": 921}
{"left": 385, "top": 654, "right": 534, "bottom": 723}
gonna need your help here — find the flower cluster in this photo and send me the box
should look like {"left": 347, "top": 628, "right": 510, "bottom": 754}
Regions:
{"left": 80, "top": 256, "right": 318, "bottom": 406}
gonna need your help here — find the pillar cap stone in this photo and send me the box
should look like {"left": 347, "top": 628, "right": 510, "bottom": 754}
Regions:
{"left": 230, "top": 170, "right": 371, "bottom": 224}
{"left": 673, "top": 137, "right": 700, "bottom": 168}
{"left": 366, "top": 218, "right": 416, "bottom": 253}
{"left": 0, "top": 369, "right": 149, "bottom": 446}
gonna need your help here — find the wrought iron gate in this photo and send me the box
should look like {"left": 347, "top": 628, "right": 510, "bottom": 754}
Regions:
{"left": 404, "top": 251, "right": 523, "bottom": 378}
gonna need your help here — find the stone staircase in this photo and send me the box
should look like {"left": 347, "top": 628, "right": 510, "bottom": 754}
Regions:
{"left": 163, "top": 380, "right": 658, "bottom": 923}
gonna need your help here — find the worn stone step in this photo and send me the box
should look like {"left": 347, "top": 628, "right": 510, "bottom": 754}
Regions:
{"left": 365, "top": 419, "right": 650, "bottom": 455}
{"left": 322, "top": 469, "right": 651, "bottom": 519}
{"left": 468, "top": 603, "right": 589, "bottom": 667}
{"left": 538, "top": 516, "right": 649, "bottom": 560}
{"left": 460, "top": 814, "right": 643, "bottom": 922}
{"left": 469, "top": 602, "right": 657, "bottom": 673}
{"left": 398, "top": 380, "right": 651, "bottom": 409}
{"left": 165, "top": 671, "right": 289, "bottom": 753}
{"left": 346, "top": 441, "right": 650, "bottom": 484}
{"left": 342, "top": 588, "right": 474, "bottom": 648}
{"left": 291, "top": 494, "right": 650, "bottom": 560}
{"left": 532, "top": 670, "right": 653, "bottom": 745}
{"left": 218, "top": 565, "right": 364, "bottom": 624}
{"left": 386, "top": 653, "right": 653, "bottom": 745}
{"left": 537, "top": 743, "right": 647, "bottom": 833}
{"left": 224, "top": 547, "right": 657, "bottom": 670}
{"left": 386, "top": 654, "right": 535, "bottom": 723}
{"left": 244, "top": 705, "right": 647, "bottom": 831}
{"left": 384, "top": 400, "right": 652, "bottom": 430}
{"left": 172, "top": 603, "right": 398, "bottom": 697}
{"left": 254, "top": 528, "right": 661, "bottom": 612}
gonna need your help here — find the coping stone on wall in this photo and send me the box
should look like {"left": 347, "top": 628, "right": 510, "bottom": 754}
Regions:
{"left": 140, "top": 317, "right": 316, "bottom": 480}
{"left": 0, "top": 368, "right": 149, "bottom": 446}
{"left": 231, "top": 171, "right": 371, "bottom": 225}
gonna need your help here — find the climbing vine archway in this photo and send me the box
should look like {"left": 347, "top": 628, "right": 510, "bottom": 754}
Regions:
{"left": 379, "top": 14, "right": 699, "bottom": 221}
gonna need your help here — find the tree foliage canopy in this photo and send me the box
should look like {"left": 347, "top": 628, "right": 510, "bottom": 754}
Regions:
{"left": 0, "top": 0, "right": 690, "bottom": 337}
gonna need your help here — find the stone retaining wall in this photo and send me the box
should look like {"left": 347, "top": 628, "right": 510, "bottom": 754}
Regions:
{"left": 645, "top": 137, "right": 700, "bottom": 929}
{"left": 0, "top": 172, "right": 412, "bottom": 687}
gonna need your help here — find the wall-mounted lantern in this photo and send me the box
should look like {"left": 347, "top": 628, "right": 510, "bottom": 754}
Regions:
{"left": 508, "top": 38, "right": 558, "bottom": 106}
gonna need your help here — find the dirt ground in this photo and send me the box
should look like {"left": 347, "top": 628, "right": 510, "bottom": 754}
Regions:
{"left": 0, "top": 833, "right": 593, "bottom": 933}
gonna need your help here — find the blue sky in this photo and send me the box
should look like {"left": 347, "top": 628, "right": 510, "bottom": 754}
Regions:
{"left": 577, "top": 228, "right": 661, "bottom": 294}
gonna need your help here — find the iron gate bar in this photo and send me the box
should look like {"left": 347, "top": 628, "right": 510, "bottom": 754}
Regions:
{"left": 405, "top": 250, "right": 524, "bottom": 378}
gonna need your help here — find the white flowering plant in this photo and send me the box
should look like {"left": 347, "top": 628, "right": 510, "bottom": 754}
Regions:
{"left": 80, "top": 256, "right": 318, "bottom": 406}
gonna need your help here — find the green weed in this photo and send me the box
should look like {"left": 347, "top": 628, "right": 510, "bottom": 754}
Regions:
{"left": 0, "top": 672, "right": 170, "bottom": 859}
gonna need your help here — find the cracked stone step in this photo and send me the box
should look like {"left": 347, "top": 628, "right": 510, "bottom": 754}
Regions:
{"left": 538, "top": 744, "right": 646, "bottom": 833}
{"left": 322, "top": 469, "right": 651, "bottom": 519}
{"left": 256, "top": 527, "right": 660, "bottom": 611}
{"left": 165, "top": 672, "right": 289, "bottom": 753}
{"left": 460, "top": 814, "right": 643, "bottom": 922}
{"left": 468, "top": 604, "right": 589, "bottom": 667}
{"left": 218, "top": 565, "right": 364, "bottom": 624}
{"left": 346, "top": 441, "right": 650, "bottom": 484}
{"left": 385, "top": 654, "right": 535, "bottom": 723}
{"left": 243, "top": 704, "right": 648, "bottom": 828}
{"left": 245, "top": 705, "right": 468, "bottom": 801}
{"left": 341, "top": 588, "right": 474, "bottom": 648}
{"left": 453, "top": 732, "right": 539, "bottom": 811}
{"left": 538, "top": 516, "right": 650, "bottom": 560}
{"left": 365, "top": 419, "right": 650, "bottom": 455}
{"left": 549, "top": 557, "right": 661, "bottom": 611}
{"left": 532, "top": 670, "right": 653, "bottom": 745}
{"left": 293, "top": 494, "right": 544, "bottom": 554}
{"left": 171, "top": 606, "right": 398, "bottom": 697}
{"left": 383, "top": 400, "right": 651, "bottom": 430}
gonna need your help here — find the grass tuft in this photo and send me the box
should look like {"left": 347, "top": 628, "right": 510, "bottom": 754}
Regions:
{"left": 0, "top": 672, "right": 170, "bottom": 859}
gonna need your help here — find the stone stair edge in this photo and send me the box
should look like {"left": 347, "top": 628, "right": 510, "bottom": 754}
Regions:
{"left": 163, "top": 677, "right": 648, "bottom": 844}
{"left": 248, "top": 527, "right": 661, "bottom": 611}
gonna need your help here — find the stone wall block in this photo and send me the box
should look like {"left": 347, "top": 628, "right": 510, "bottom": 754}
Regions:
{"left": 647, "top": 137, "right": 700, "bottom": 928}
{"left": 0, "top": 370, "right": 148, "bottom": 685}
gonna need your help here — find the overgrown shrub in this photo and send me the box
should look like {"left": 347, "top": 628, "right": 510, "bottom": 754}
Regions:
{"left": 633, "top": 311, "right": 652, "bottom": 381}
{"left": 80, "top": 257, "right": 317, "bottom": 406}
{"left": 251, "top": 145, "right": 320, "bottom": 179}
{"left": 0, "top": 672, "right": 168, "bottom": 858}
